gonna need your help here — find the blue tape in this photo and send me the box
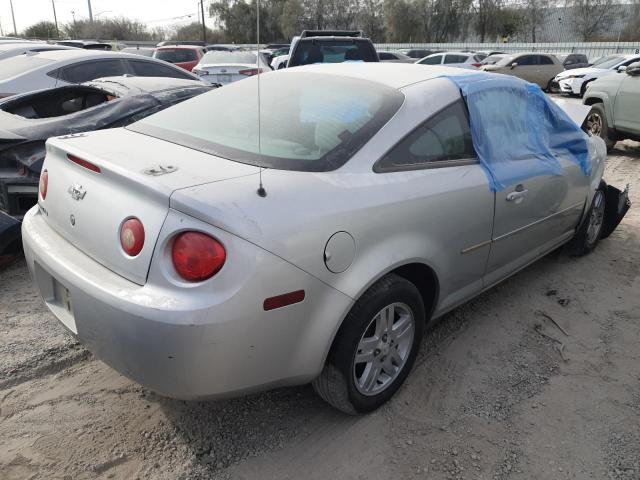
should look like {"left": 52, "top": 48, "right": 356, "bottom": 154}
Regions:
{"left": 446, "top": 72, "right": 591, "bottom": 192}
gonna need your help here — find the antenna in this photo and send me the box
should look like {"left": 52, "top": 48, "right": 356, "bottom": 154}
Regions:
{"left": 256, "top": 0, "right": 267, "bottom": 198}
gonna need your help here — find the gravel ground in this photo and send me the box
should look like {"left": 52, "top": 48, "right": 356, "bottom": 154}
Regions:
{"left": 1, "top": 139, "right": 639, "bottom": 480}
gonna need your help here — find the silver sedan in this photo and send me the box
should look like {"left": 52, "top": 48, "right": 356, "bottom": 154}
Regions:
{"left": 22, "top": 64, "right": 627, "bottom": 414}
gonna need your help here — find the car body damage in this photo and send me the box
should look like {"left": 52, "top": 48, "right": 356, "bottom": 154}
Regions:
{"left": 0, "top": 77, "right": 213, "bottom": 253}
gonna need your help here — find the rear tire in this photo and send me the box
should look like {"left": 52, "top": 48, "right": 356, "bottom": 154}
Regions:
{"left": 584, "top": 103, "right": 615, "bottom": 152}
{"left": 312, "top": 274, "right": 425, "bottom": 414}
{"left": 567, "top": 188, "right": 606, "bottom": 256}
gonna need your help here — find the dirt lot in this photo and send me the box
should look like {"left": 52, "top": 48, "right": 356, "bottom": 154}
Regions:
{"left": 1, "top": 140, "right": 639, "bottom": 480}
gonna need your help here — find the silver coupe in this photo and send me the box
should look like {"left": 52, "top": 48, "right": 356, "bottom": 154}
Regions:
{"left": 22, "top": 64, "right": 628, "bottom": 414}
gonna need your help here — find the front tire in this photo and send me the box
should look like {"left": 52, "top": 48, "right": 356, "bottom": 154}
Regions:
{"left": 568, "top": 188, "right": 606, "bottom": 256}
{"left": 584, "top": 103, "right": 615, "bottom": 151}
{"left": 312, "top": 274, "right": 425, "bottom": 414}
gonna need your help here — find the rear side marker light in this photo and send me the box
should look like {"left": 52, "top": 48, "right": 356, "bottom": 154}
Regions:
{"left": 67, "top": 154, "right": 101, "bottom": 173}
{"left": 172, "top": 231, "right": 226, "bottom": 282}
{"left": 120, "top": 218, "right": 145, "bottom": 257}
{"left": 39, "top": 169, "right": 48, "bottom": 200}
{"left": 263, "top": 290, "right": 305, "bottom": 311}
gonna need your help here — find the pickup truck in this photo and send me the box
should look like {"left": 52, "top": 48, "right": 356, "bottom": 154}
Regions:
{"left": 583, "top": 61, "right": 640, "bottom": 150}
{"left": 287, "top": 30, "right": 379, "bottom": 68}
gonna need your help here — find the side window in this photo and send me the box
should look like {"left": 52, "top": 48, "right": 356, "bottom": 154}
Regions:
{"left": 128, "top": 60, "right": 192, "bottom": 79}
{"left": 421, "top": 55, "right": 442, "bottom": 65}
{"left": 538, "top": 55, "right": 554, "bottom": 65}
{"left": 444, "top": 54, "right": 467, "bottom": 64}
{"left": 62, "top": 60, "right": 126, "bottom": 83}
{"left": 375, "top": 101, "right": 475, "bottom": 172}
{"left": 516, "top": 55, "right": 537, "bottom": 66}
{"left": 378, "top": 52, "right": 393, "bottom": 60}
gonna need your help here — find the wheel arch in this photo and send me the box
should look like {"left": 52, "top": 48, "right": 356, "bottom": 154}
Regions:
{"left": 318, "top": 260, "right": 440, "bottom": 371}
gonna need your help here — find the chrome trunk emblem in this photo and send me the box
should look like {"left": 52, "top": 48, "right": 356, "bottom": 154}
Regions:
{"left": 68, "top": 184, "right": 87, "bottom": 201}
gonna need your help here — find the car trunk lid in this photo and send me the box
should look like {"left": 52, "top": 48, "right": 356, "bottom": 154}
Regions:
{"left": 197, "top": 64, "right": 259, "bottom": 85}
{"left": 39, "top": 128, "right": 259, "bottom": 285}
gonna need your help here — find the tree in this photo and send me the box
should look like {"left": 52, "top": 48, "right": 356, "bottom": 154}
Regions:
{"left": 522, "top": 0, "right": 549, "bottom": 42}
{"left": 473, "top": 0, "right": 503, "bottom": 42}
{"left": 170, "top": 22, "right": 221, "bottom": 42}
{"left": 280, "top": 0, "right": 304, "bottom": 39}
{"left": 568, "top": 0, "right": 615, "bottom": 41}
{"left": 23, "top": 21, "right": 58, "bottom": 39}
{"left": 62, "top": 17, "right": 155, "bottom": 41}
{"left": 383, "top": 0, "right": 419, "bottom": 42}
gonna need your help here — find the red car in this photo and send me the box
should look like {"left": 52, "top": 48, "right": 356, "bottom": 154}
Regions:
{"left": 153, "top": 45, "right": 206, "bottom": 72}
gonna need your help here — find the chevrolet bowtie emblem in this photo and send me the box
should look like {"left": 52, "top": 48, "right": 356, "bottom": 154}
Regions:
{"left": 68, "top": 184, "right": 87, "bottom": 201}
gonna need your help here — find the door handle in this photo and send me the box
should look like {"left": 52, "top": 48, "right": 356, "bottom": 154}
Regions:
{"left": 506, "top": 189, "right": 529, "bottom": 202}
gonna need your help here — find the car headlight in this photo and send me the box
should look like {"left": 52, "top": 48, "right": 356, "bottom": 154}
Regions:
{"left": 565, "top": 74, "right": 585, "bottom": 79}
{"left": 192, "top": 69, "right": 208, "bottom": 76}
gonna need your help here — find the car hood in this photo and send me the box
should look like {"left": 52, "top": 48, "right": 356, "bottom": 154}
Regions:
{"left": 556, "top": 66, "right": 607, "bottom": 79}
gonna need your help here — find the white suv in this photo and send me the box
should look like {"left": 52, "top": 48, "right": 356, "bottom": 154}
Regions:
{"left": 555, "top": 53, "right": 640, "bottom": 97}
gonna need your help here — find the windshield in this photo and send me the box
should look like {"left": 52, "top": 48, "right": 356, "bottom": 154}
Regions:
{"left": 201, "top": 51, "right": 257, "bottom": 64}
{"left": 481, "top": 54, "right": 505, "bottom": 65}
{"left": 155, "top": 48, "right": 198, "bottom": 63}
{"left": 129, "top": 72, "right": 403, "bottom": 172}
{"left": 594, "top": 55, "right": 625, "bottom": 69}
{"left": 494, "top": 55, "right": 517, "bottom": 66}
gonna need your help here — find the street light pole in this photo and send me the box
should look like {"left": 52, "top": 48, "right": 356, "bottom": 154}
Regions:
{"left": 52, "top": 0, "right": 60, "bottom": 38}
{"left": 87, "top": 0, "right": 93, "bottom": 22}
{"left": 200, "top": 0, "right": 206, "bottom": 44}
{"left": 9, "top": 0, "right": 17, "bottom": 36}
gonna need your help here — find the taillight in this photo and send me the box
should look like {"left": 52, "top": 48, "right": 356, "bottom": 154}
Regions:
{"left": 39, "top": 170, "right": 48, "bottom": 200}
{"left": 239, "top": 68, "right": 263, "bottom": 76}
{"left": 172, "top": 231, "right": 226, "bottom": 282}
{"left": 120, "top": 218, "right": 145, "bottom": 257}
{"left": 472, "top": 63, "right": 482, "bottom": 68}
{"left": 67, "top": 154, "right": 101, "bottom": 173}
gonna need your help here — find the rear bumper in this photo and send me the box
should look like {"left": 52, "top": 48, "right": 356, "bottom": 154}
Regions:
{"left": 22, "top": 206, "right": 353, "bottom": 399}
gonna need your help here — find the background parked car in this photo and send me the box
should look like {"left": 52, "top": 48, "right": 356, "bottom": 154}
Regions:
{"left": 56, "top": 40, "right": 112, "bottom": 50}
{"left": 554, "top": 54, "right": 640, "bottom": 97}
{"left": 378, "top": 51, "right": 414, "bottom": 63}
{"left": 287, "top": 30, "right": 378, "bottom": 67}
{"left": 205, "top": 44, "right": 243, "bottom": 52}
{"left": 271, "top": 53, "right": 289, "bottom": 70}
{"left": 153, "top": 45, "right": 206, "bottom": 72}
{"left": 397, "top": 48, "right": 439, "bottom": 59}
{"left": 583, "top": 61, "right": 640, "bottom": 151}
{"left": 482, "top": 52, "right": 564, "bottom": 90}
{"left": 0, "top": 43, "right": 74, "bottom": 61}
{"left": 193, "top": 50, "right": 271, "bottom": 85}
{"left": 0, "top": 76, "right": 213, "bottom": 253}
{"left": 416, "top": 51, "right": 483, "bottom": 69}
{"left": 0, "top": 49, "right": 201, "bottom": 98}
{"left": 480, "top": 53, "right": 506, "bottom": 66}
{"left": 120, "top": 46, "right": 155, "bottom": 57}
{"left": 557, "top": 53, "right": 589, "bottom": 70}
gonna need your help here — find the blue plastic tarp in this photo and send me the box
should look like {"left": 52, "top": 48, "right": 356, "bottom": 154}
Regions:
{"left": 446, "top": 73, "right": 591, "bottom": 192}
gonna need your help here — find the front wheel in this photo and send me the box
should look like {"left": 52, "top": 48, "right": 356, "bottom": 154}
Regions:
{"left": 312, "top": 274, "right": 425, "bottom": 414}
{"left": 583, "top": 104, "right": 615, "bottom": 151}
{"left": 567, "top": 188, "right": 606, "bottom": 256}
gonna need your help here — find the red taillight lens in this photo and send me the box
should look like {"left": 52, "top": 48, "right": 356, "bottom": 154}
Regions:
{"left": 67, "top": 154, "right": 101, "bottom": 173}
{"left": 39, "top": 169, "right": 48, "bottom": 200}
{"left": 120, "top": 218, "right": 145, "bottom": 257}
{"left": 472, "top": 63, "right": 482, "bottom": 68}
{"left": 238, "top": 68, "right": 263, "bottom": 76}
{"left": 172, "top": 231, "right": 226, "bottom": 282}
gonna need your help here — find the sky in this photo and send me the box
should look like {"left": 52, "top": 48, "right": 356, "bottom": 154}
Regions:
{"left": 0, "top": 0, "right": 212, "bottom": 36}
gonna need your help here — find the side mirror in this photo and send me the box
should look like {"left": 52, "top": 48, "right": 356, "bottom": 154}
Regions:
{"left": 510, "top": 62, "right": 518, "bottom": 69}
{"left": 617, "top": 65, "right": 627, "bottom": 73}
{"left": 626, "top": 61, "right": 640, "bottom": 76}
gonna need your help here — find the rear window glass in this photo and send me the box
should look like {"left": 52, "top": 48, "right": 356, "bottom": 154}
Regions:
{"left": 201, "top": 51, "right": 257, "bottom": 64}
{"left": 290, "top": 40, "right": 377, "bottom": 66}
{"left": 0, "top": 56, "right": 52, "bottom": 79}
{"left": 155, "top": 49, "right": 198, "bottom": 63}
{"left": 129, "top": 72, "right": 403, "bottom": 172}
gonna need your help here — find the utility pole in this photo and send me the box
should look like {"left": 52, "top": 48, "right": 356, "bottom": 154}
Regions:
{"left": 52, "top": 0, "right": 60, "bottom": 38}
{"left": 87, "top": 0, "right": 93, "bottom": 22}
{"left": 200, "top": 0, "right": 206, "bottom": 44}
{"left": 9, "top": 0, "right": 17, "bottom": 36}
